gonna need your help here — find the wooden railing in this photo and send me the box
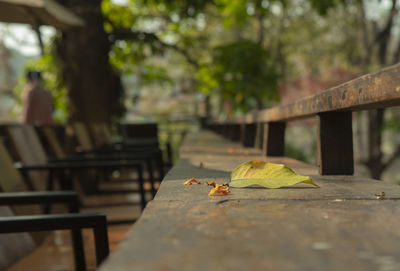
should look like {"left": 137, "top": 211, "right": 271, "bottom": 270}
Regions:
{"left": 207, "top": 63, "right": 400, "bottom": 176}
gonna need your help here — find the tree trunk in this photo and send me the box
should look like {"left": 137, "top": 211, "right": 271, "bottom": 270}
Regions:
{"left": 56, "top": 0, "right": 124, "bottom": 123}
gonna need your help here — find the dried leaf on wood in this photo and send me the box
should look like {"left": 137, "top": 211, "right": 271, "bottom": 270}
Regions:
{"left": 230, "top": 160, "right": 318, "bottom": 188}
{"left": 184, "top": 177, "right": 201, "bottom": 185}
{"left": 208, "top": 184, "right": 230, "bottom": 196}
{"left": 374, "top": 192, "right": 385, "bottom": 199}
{"left": 206, "top": 181, "right": 216, "bottom": 187}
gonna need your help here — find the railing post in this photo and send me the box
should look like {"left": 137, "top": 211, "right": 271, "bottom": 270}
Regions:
{"left": 242, "top": 124, "right": 257, "bottom": 147}
{"left": 229, "top": 124, "right": 241, "bottom": 142}
{"left": 222, "top": 124, "right": 229, "bottom": 138}
{"left": 254, "top": 123, "right": 264, "bottom": 150}
{"left": 217, "top": 125, "right": 224, "bottom": 135}
{"left": 263, "top": 122, "right": 286, "bottom": 156}
{"left": 317, "top": 112, "right": 354, "bottom": 175}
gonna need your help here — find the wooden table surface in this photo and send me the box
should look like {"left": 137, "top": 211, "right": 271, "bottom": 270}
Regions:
{"left": 100, "top": 130, "right": 400, "bottom": 271}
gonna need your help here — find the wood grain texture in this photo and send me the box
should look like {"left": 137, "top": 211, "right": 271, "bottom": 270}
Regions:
{"left": 100, "top": 131, "right": 400, "bottom": 271}
{"left": 262, "top": 64, "right": 400, "bottom": 122}
{"left": 211, "top": 64, "right": 400, "bottom": 125}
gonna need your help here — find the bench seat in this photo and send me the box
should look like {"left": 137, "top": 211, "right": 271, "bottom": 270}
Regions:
{"left": 99, "top": 130, "right": 400, "bottom": 271}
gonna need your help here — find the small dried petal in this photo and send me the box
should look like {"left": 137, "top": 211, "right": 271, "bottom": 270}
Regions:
{"left": 208, "top": 184, "right": 230, "bottom": 196}
{"left": 206, "top": 181, "right": 216, "bottom": 187}
{"left": 184, "top": 177, "right": 201, "bottom": 185}
{"left": 374, "top": 191, "right": 385, "bottom": 199}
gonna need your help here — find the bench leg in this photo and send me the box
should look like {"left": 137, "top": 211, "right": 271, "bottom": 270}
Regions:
{"left": 318, "top": 112, "right": 354, "bottom": 175}
{"left": 263, "top": 122, "right": 286, "bottom": 156}
{"left": 136, "top": 165, "right": 147, "bottom": 210}
{"left": 242, "top": 124, "right": 257, "bottom": 147}
{"left": 254, "top": 123, "right": 264, "bottom": 150}
{"left": 229, "top": 124, "right": 241, "bottom": 142}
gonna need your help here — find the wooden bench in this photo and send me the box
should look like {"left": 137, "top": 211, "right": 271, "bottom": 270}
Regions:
{"left": 99, "top": 64, "right": 400, "bottom": 270}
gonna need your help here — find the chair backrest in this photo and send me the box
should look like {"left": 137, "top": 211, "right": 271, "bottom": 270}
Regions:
{"left": 0, "top": 142, "right": 28, "bottom": 193}
{"left": 7, "top": 125, "right": 48, "bottom": 191}
{"left": 35, "top": 124, "right": 99, "bottom": 195}
{"left": 99, "top": 123, "right": 113, "bottom": 144}
{"left": 119, "top": 123, "right": 158, "bottom": 140}
{"left": 88, "top": 122, "right": 115, "bottom": 148}
{"left": 0, "top": 141, "right": 48, "bottom": 244}
{"left": 40, "top": 126, "right": 67, "bottom": 159}
{"left": 0, "top": 206, "right": 36, "bottom": 270}
{"left": 72, "top": 122, "right": 94, "bottom": 151}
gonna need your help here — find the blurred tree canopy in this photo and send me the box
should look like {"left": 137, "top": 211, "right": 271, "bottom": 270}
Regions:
{"left": 197, "top": 41, "right": 279, "bottom": 112}
{"left": 22, "top": 0, "right": 400, "bottom": 122}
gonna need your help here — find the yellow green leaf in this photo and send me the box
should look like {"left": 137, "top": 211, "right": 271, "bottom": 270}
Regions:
{"left": 230, "top": 160, "right": 318, "bottom": 188}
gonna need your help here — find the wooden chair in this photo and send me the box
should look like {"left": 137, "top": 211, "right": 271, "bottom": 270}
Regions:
{"left": 33, "top": 124, "right": 67, "bottom": 159}
{"left": 71, "top": 122, "right": 164, "bottom": 196}
{"left": 38, "top": 124, "right": 155, "bottom": 200}
{"left": 119, "top": 122, "right": 173, "bottom": 168}
{"left": 119, "top": 122, "right": 158, "bottom": 141}
{"left": 5, "top": 125, "right": 146, "bottom": 222}
{"left": 0, "top": 141, "right": 109, "bottom": 270}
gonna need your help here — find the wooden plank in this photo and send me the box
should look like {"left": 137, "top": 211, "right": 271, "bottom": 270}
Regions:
{"left": 263, "top": 122, "right": 285, "bottom": 156}
{"left": 7, "top": 125, "right": 49, "bottom": 191}
{"left": 0, "top": 206, "right": 36, "bottom": 270}
{"left": 318, "top": 112, "right": 354, "bottom": 175}
{"left": 180, "top": 131, "right": 262, "bottom": 157}
{"left": 99, "top": 131, "right": 400, "bottom": 271}
{"left": 72, "top": 122, "right": 94, "bottom": 151}
{"left": 267, "top": 63, "right": 400, "bottom": 121}
{"left": 229, "top": 63, "right": 400, "bottom": 124}
{"left": 101, "top": 199, "right": 400, "bottom": 271}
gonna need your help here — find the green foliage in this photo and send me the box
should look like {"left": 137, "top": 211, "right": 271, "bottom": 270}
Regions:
{"left": 139, "top": 0, "right": 210, "bottom": 17}
{"left": 384, "top": 109, "right": 400, "bottom": 133}
{"left": 197, "top": 40, "right": 279, "bottom": 112}
{"left": 13, "top": 49, "right": 67, "bottom": 123}
{"left": 309, "top": 0, "right": 346, "bottom": 15}
{"left": 101, "top": 0, "right": 371, "bottom": 118}
{"left": 285, "top": 142, "right": 310, "bottom": 163}
{"left": 102, "top": 0, "right": 137, "bottom": 30}
{"left": 140, "top": 64, "right": 172, "bottom": 85}
{"left": 216, "top": 0, "right": 250, "bottom": 27}
{"left": 215, "top": 0, "right": 287, "bottom": 28}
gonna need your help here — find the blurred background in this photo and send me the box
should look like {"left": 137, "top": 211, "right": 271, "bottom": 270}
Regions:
{"left": 0, "top": 0, "right": 399, "bottom": 183}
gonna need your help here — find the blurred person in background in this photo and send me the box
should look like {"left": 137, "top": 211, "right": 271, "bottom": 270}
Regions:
{"left": 21, "top": 70, "right": 54, "bottom": 125}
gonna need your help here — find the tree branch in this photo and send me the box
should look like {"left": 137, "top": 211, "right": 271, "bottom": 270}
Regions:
{"left": 109, "top": 28, "right": 199, "bottom": 68}
{"left": 359, "top": 0, "right": 371, "bottom": 67}
{"left": 374, "top": 0, "right": 399, "bottom": 65}
{"left": 393, "top": 39, "right": 400, "bottom": 64}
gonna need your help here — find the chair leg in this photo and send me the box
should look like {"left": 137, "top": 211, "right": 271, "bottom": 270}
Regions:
{"left": 137, "top": 165, "right": 146, "bottom": 210}
{"left": 93, "top": 216, "right": 110, "bottom": 266}
{"left": 44, "top": 169, "right": 55, "bottom": 214}
{"left": 156, "top": 152, "right": 165, "bottom": 181}
{"left": 71, "top": 229, "right": 87, "bottom": 271}
{"left": 146, "top": 159, "right": 156, "bottom": 198}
